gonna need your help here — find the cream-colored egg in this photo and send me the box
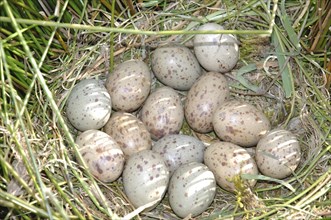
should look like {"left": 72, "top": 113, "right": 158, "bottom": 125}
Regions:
{"left": 122, "top": 150, "right": 170, "bottom": 210}
{"left": 106, "top": 60, "right": 151, "bottom": 112}
{"left": 194, "top": 23, "right": 239, "bottom": 73}
{"left": 139, "top": 86, "right": 184, "bottom": 140}
{"left": 185, "top": 72, "right": 229, "bottom": 133}
{"left": 103, "top": 112, "right": 152, "bottom": 158}
{"left": 256, "top": 129, "right": 301, "bottom": 179}
{"left": 152, "top": 134, "right": 205, "bottom": 175}
{"left": 151, "top": 45, "right": 202, "bottom": 90}
{"left": 204, "top": 141, "right": 258, "bottom": 192}
{"left": 66, "top": 79, "right": 111, "bottom": 131}
{"left": 169, "top": 162, "right": 216, "bottom": 218}
{"left": 213, "top": 100, "right": 271, "bottom": 147}
{"left": 75, "top": 130, "right": 125, "bottom": 182}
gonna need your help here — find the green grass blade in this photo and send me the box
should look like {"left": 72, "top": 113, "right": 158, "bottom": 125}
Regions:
{"left": 0, "top": 16, "right": 273, "bottom": 35}
{"left": 271, "top": 26, "right": 294, "bottom": 98}
{"left": 280, "top": 0, "right": 301, "bottom": 51}
{"left": 0, "top": 190, "right": 60, "bottom": 219}
{"left": 235, "top": 63, "right": 261, "bottom": 92}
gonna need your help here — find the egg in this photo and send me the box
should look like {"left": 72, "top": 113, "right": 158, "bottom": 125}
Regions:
{"left": 139, "top": 86, "right": 184, "bottom": 140}
{"left": 255, "top": 129, "right": 301, "bottom": 179}
{"left": 213, "top": 100, "right": 271, "bottom": 147}
{"left": 152, "top": 134, "right": 206, "bottom": 175}
{"left": 185, "top": 72, "right": 229, "bottom": 133}
{"left": 75, "top": 130, "right": 125, "bottom": 182}
{"left": 193, "top": 23, "right": 239, "bottom": 73}
{"left": 66, "top": 79, "right": 111, "bottom": 131}
{"left": 204, "top": 141, "right": 258, "bottom": 192}
{"left": 151, "top": 45, "right": 202, "bottom": 90}
{"left": 106, "top": 59, "right": 151, "bottom": 112}
{"left": 103, "top": 112, "right": 152, "bottom": 158}
{"left": 168, "top": 162, "right": 216, "bottom": 218}
{"left": 122, "top": 150, "right": 170, "bottom": 210}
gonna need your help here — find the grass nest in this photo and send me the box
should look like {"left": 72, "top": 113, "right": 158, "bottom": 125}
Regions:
{"left": 0, "top": 0, "right": 330, "bottom": 219}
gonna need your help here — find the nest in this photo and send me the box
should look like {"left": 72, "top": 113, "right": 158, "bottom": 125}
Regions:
{"left": 0, "top": 0, "right": 330, "bottom": 219}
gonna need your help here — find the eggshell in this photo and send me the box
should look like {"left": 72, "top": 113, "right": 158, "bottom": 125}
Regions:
{"left": 185, "top": 72, "right": 229, "bottom": 133}
{"left": 194, "top": 23, "right": 239, "bottom": 73}
{"left": 213, "top": 100, "right": 271, "bottom": 147}
{"left": 66, "top": 79, "right": 111, "bottom": 131}
{"left": 75, "top": 130, "right": 125, "bottom": 182}
{"left": 204, "top": 141, "right": 258, "bottom": 192}
{"left": 103, "top": 112, "right": 152, "bottom": 158}
{"left": 151, "top": 45, "right": 202, "bottom": 90}
{"left": 169, "top": 162, "right": 216, "bottom": 218}
{"left": 255, "top": 129, "right": 301, "bottom": 179}
{"left": 152, "top": 134, "right": 206, "bottom": 175}
{"left": 106, "top": 60, "right": 151, "bottom": 112}
{"left": 122, "top": 150, "right": 170, "bottom": 210}
{"left": 140, "top": 86, "right": 184, "bottom": 140}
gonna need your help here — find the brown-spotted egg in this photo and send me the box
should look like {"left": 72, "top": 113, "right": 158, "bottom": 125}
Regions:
{"left": 66, "top": 79, "right": 111, "bottom": 131}
{"left": 103, "top": 111, "right": 152, "bottom": 158}
{"left": 256, "top": 129, "right": 301, "bottom": 179}
{"left": 122, "top": 150, "right": 170, "bottom": 210}
{"left": 75, "top": 130, "right": 125, "bottom": 182}
{"left": 139, "top": 86, "right": 184, "bottom": 140}
{"left": 152, "top": 134, "right": 206, "bottom": 175}
{"left": 185, "top": 72, "right": 229, "bottom": 133}
{"left": 204, "top": 141, "right": 258, "bottom": 192}
{"left": 151, "top": 45, "right": 202, "bottom": 90}
{"left": 194, "top": 23, "right": 239, "bottom": 73}
{"left": 213, "top": 100, "right": 271, "bottom": 147}
{"left": 106, "top": 60, "right": 151, "bottom": 112}
{"left": 168, "top": 162, "right": 216, "bottom": 218}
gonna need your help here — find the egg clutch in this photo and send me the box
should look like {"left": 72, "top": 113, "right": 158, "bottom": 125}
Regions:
{"left": 65, "top": 23, "right": 301, "bottom": 218}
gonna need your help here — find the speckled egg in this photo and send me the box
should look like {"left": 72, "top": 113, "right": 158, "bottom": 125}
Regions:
{"left": 152, "top": 134, "right": 206, "bottom": 175}
{"left": 106, "top": 60, "right": 151, "bottom": 112}
{"left": 151, "top": 45, "right": 202, "bottom": 90}
{"left": 75, "top": 130, "right": 125, "bottom": 182}
{"left": 122, "top": 150, "right": 170, "bottom": 210}
{"left": 213, "top": 100, "right": 271, "bottom": 147}
{"left": 103, "top": 112, "right": 152, "bottom": 158}
{"left": 194, "top": 23, "right": 239, "bottom": 73}
{"left": 139, "top": 86, "right": 184, "bottom": 140}
{"left": 185, "top": 72, "right": 229, "bottom": 133}
{"left": 66, "top": 79, "right": 111, "bottom": 131}
{"left": 169, "top": 162, "right": 216, "bottom": 218}
{"left": 256, "top": 129, "right": 301, "bottom": 179}
{"left": 204, "top": 141, "right": 258, "bottom": 192}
